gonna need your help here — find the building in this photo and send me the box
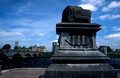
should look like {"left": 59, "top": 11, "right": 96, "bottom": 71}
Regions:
{"left": 116, "top": 49, "right": 120, "bottom": 52}
{"left": 15, "top": 41, "right": 18, "bottom": 47}
{"left": 99, "top": 46, "right": 107, "bottom": 55}
{"left": 111, "top": 49, "right": 116, "bottom": 52}
{"left": 18, "top": 49, "right": 30, "bottom": 52}
{"left": 31, "top": 45, "right": 46, "bottom": 52}
{"left": 52, "top": 42, "right": 59, "bottom": 53}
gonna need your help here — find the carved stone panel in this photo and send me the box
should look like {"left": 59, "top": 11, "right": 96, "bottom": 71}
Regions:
{"left": 65, "top": 35, "right": 91, "bottom": 46}
{"left": 59, "top": 32, "right": 97, "bottom": 49}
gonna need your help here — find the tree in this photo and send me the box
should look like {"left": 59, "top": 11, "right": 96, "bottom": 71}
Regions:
{"left": 28, "top": 46, "right": 32, "bottom": 51}
{"left": 22, "top": 46, "right": 26, "bottom": 49}
{"left": 19, "top": 46, "right": 26, "bottom": 49}
{"left": 29, "top": 46, "right": 32, "bottom": 49}
{"left": 107, "top": 46, "right": 111, "bottom": 52}
{"left": 2, "top": 44, "right": 11, "bottom": 50}
{"left": 14, "top": 46, "right": 18, "bottom": 50}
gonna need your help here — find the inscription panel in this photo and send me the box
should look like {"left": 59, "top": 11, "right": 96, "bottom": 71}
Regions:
{"left": 59, "top": 32, "right": 97, "bottom": 49}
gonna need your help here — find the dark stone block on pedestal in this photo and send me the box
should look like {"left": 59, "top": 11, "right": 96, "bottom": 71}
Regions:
{"left": 62, "top": 6, "right": 91, "bottom": 23}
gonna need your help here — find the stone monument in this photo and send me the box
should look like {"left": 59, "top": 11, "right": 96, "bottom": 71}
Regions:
{"left": 43, "top": 5, "right": 117, "bottom": 78}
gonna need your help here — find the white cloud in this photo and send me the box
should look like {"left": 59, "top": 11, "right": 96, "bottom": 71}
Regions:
{"left": 55, "top": 35, "right": 59, "bottom": 39}
{"left": 97, "top": 34, "right": 120, "bottom": 49}
{"left": 0, "top": 30, "right": 23, "bottom": 36}
{"left": 105, "top": 33, "right": 120, "bottom": 38}
{"left": 111, "top": 15, "right": 120, "bottom": 19}
{"left": 79, "top": 4, "right": 97, "bottom": 11}
{"left": 21, "top": 38, "right": 32, "bottom": 41}
{"left": 79, "top": 0, "right": 104, "bottom": 11}
{"left": 10, "top": 28, "right": 30, "bottom": 32}
{"left": 99, "top": 14, "right": 120, "bottom": 20}
{"left": 12, "top": 19, "right": 33, "bottom": 26}
{"left": 112, "top": 27, "right": 120, "bottom": 31}
{"left": 52, "top": 40, "right": 58, "bottom": 42}
{"left": 101, "top": 26, "right": 106, "bottom": 29}
{"left": 8, "top": 17, "right": 57, "bottom": 37}
{"left": 17, "top": 2, "right": 32, "bottom": 14}
{"left": 99, "top": 14, "right": 110, "bottom": 20}
{"left": 102, "top": 1, "right": 120, "bottom": 11}
{"left": 102, "top": 7, "right": 108, "bottom": 12}
{"left": 81, "top": 0, "right": 104, "bottom": 6}
{"left": 97, "top": 38, "right": 120, "bottom": 49}
{"left": 38, "top": 33, "right": 46, "bottom": 36}
{"left": 11, "top": 18, "right": 57, "bottom": 32}
{"left": 109, "top": 1, "right": 120, "bottom": 8}
{"left": 0, "top": 22, "right": 3, "bottom": 27}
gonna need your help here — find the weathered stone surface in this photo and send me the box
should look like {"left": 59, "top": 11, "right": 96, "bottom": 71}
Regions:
{"left": 43, "top": 5, "right": 117, "bottom": 78}
{"left": 56, "top": 23, "right": 101, "bottom": 49}
{"left": 44, "top": 64, "right": 117, "bottom": 78}
{"left": 51, "top": 50, "right": 109, "bottom": 64}
{"left": 62, "top": 5, "right": 91, "bottom": 23}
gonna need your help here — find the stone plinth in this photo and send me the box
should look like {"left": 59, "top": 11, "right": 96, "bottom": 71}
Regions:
{"left": 51, "top": 23, "right": 108, "bottom": 63}
{"left": 42, "top": 6, "right": 117, "bottom": 78}
{"left": 43, "top": 23, "right": 117, "bottom": 78}
{"left": 56, "top": 23, "right": 101, "bottom": 49}
{"left": 44, "top": 64, "right": 117, "bottom": 78}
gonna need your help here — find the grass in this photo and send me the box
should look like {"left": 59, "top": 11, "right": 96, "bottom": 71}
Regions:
{"left": 107, "top": 51, "right": 119, "bottom": 54}
{"left": 107, "top": 54, "right": 120, "bottom": 58}
{"left": 107, "top": 51, "right": 120, "bottom": 58}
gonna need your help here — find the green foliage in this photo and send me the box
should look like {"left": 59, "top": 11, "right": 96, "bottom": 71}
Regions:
{"left": 107, "top": 51, "right": 119, "bottom": 53}
{"left": 19, "top": 46, "right": 26, "bottom": 49}
{"left": 107, "top": 51, "right": 120, "bottom": 58}
{"left": 29, "top": 46, "right": 32, "bottom": 49}
{"left": 14, "top": 46, "right": 18, "bottom": 50}
{"left": 22, "top": 46, "right": 26, "bottom": 49}
{"left": 108, "top": 54, "right": 120, "bottom": 58}
{"left": 40, "top": 52, "right": 54, "bottom": 57}
{"left": 2, "top": 44, "right": 11, "bottom": 50}
{"left": 107, "top": 46, "right": 111, "bottom": 52}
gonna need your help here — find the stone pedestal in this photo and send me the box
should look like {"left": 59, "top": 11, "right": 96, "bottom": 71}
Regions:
{"left": 42, "top": 6, "right": 117, "bottom": 78}
{"left": 43, "top": 23, "right": 117, "bottom": 78}
{"left": 44, "top": 64, "right": 116, "bottom": 78}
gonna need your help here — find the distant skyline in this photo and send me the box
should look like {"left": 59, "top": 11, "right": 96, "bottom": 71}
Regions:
{"left": 0, "top": 0, "right": 120, "bottom": 51}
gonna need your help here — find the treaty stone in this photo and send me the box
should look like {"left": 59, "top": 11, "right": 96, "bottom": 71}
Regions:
{"left": 62, "top": 5, "right": 91, "bottom": 23}
{"left": 42, "top": 5, "right": 117, "bottom": 78}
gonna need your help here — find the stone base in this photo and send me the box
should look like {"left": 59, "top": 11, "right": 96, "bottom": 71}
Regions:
{"left": 44, "top": 63, "right": 117, "bottom": 78}
{"left": 51, "top": 50, "right": 109, "bottom": 63}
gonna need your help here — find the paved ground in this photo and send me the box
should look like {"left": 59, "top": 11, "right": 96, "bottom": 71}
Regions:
{"left": 0, "top": 68, "right": 46, "bottom": 78}
{"left": 117, "top": 71, "right": 120, "bottom": 78}
{"left": 0, "top": 68, "right": 120, "bottom": 78}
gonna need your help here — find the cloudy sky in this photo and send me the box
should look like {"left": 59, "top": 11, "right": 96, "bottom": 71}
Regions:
{"left": 0, "top": 0, "right": 120, "bottom": 51}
